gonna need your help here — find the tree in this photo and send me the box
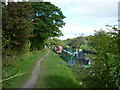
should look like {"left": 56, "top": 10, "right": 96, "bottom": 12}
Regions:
{"left": 81, "top": 26, "right": 120, "bottom": 88}
{"left": 64, "top": 36, "right": 86, "bottom": 49}
{"left": 29, "top": 2, "right": 66, "bottom": 50}
{"left": 45, "top": 38, "right": 66, "bottom": 47}
{"left": 2, "top": 2, "right": 33, "bottom": 56}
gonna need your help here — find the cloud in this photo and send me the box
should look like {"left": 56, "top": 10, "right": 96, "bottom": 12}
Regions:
{"left": 49, "top": 0, "right": 118, "bottom": 40}
{"left": 50, "top": 0, "right": 118, "bottom": 18}
{"left": 49, "top": 0, "right": 119, "bottom": 3}
{"left": 59, "top": 22, "right": 112, "bottom": 40}
{"left": 59, "top": 1, "right": 118, "bottom": 19}
{"left": 59, "top": 23, "right": 96, "bottom": 39}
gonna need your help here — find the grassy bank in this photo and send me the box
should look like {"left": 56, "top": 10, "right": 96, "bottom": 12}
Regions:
{"left": 36, "top": 49, "right": 80, "bottom": 88}
{"left": 2, "top": 49, "right": 46, "bottom": 88}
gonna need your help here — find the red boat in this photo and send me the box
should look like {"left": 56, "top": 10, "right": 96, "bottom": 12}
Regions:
{"left": 56, "top": 46, "right": 63, "bottom": 53}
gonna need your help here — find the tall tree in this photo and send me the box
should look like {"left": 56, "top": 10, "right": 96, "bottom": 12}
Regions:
{"left": 29, "top": 2, "right": 66, "bottom": 50}
{"left": 2, "top": 2, "right": 33, "bottom": 56}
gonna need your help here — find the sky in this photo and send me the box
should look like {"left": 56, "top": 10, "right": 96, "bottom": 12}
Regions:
{"left": 47, "top": 0, "right": 119, "bottom": 40}
{"left": 6, "top": 0, "right": 119, "bottom": 40}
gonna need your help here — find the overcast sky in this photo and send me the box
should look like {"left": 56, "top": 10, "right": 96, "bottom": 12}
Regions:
{"left": 48, "top": 0, "right": 119, "bottom": 40}
{"left": 7, "top": 0, "right": 119, "bottom": 39}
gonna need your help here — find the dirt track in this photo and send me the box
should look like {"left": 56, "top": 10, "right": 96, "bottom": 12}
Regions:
{"left": 22, "top": 51, "right": 50, "bottom": 88}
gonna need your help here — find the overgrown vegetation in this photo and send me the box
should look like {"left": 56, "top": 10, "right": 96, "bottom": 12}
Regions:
{"left": 2, "top": 50, "right": 46, "bottom": 88}
{"left": 62, "top": 25, "right": 120, "bottom": 89}
{"left": 71, "top": 26, "right": 120, "bottom": 89}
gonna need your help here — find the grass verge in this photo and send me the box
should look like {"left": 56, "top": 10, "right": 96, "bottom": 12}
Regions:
{"left": 2, "top": 49, "right": 46, "bottom": 88}
{"left": 36, "top": 49, "right": 80, "bottom": 88}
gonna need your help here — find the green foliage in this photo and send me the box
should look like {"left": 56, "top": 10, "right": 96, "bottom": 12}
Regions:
{"left": 80, "top": 26, "right": 120, "bottom": 88}
{"left": 45, "top": 38, "right": 66, "bottom": 47}
{"left": 68, "top": 36, "right": 86, "bottom": 49}
{"left": 29, "top": 2, "right": 66, "bottom": 50}
{"left": 2, "top": 2, "right": 66, "bottom": 66}
{"left": 2, "top": 2, "right": 33, "bottom": 57}
{"left": 64, "top": 36, "right": 95, "bottom": 51}
{"left": 80, "top": 44, "right": 96, "bottom": 52}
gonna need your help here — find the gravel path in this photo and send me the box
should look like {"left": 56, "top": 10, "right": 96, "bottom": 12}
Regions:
{"left": 22, "top": 51, "right": 50, "bottom": 88}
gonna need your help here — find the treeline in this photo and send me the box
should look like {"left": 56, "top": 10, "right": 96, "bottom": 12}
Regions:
{"left": 2, "top": 2, "right": 65, "bottom": 66}
{"left": 63, "top": 35, "right": 96, "bottom": 52}
{"left": 45, "top": 37, "right": 66, "bottom": 47}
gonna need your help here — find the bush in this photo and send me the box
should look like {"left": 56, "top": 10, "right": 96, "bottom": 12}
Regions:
{"left": 79, "top": 27, "right": 120, "bottom": 88}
